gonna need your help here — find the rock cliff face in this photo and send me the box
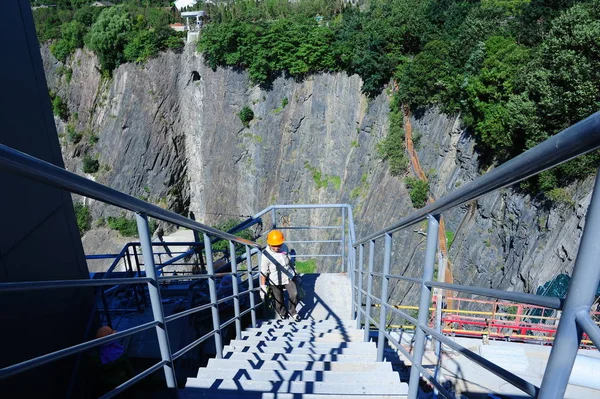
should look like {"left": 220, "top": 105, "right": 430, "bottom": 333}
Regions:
{"left": 41, "top": 43, "right": 594, "bottom": 300}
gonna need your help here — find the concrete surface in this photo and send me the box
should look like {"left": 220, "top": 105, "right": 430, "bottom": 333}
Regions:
{"left": 390, "top": 331, "right": 600, "bottom": 398}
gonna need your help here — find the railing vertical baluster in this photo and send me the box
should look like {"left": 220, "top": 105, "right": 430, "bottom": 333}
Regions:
{"left": 342, "top": 207, "right": 346, "bottom": 274}
{"left": 364, "top": 239, "right": 375, "bottom": 342}
{"left": 539, "top": 169, "right": 600, "bottom": 399}
{"left": 408, "top": 214, "right": 439, "bottom": 399}
{"left": 271, "top": 208, "right": 277, "bottom": 229}
{"left": 229, "top": 240, "right": 241, "bottom": 340}
{"left": 356, "top": 244, "right": 364, "bottom": 330}
{"left": 135, "top": 212, "right": 177, "bottom": 391}
{"left": 203, "top": 233, "right": 223, "bottom": 359}
{"left": 101, "top": 289, "right": 111, "bottom": 328}
{"left": 377, "top": 233, "right": 393, "bottom": 361}
{"left": 246, "top": 245, "right": 257, "bottom": 328}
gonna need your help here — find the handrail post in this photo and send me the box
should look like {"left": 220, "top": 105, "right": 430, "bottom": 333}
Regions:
{"left": 539, "top": 169, "right": 600, "bottom": 399}
{"left": 377, "top": 233, "right": 393, "bottom": 361}
{"left": 135, "top": 212, "right": 177, "bottom": 391}
{"left": 203, "top": 233, "right": 223, "bottom": 359}
{"left": 364, "top": 240, "right": 375, "bottom": 342}
{"left": 408, "top": 214, "right": 439, "bottom": 399}
{"left": 229, "top": 241, "right": 242, "bottom": 340}
{"left": 271, "top": 208, "right": 277, "bottom": 229}
{"left": 356, "top": 244, "right": 364, "bottom": 330}
{"left": 246, "top": 245, "right": 257, "bottom": 328}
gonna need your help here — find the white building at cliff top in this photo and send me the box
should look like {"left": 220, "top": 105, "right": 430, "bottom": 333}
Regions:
{"left": 175, "top": 0, "right": 197, "bottom": 10}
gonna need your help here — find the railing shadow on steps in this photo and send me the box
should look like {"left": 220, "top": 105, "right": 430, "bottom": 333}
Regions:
{"left": 350, "top": 111, "right": 600, "bottom": 399}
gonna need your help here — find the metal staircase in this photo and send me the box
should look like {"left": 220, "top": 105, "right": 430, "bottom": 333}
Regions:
{"left": 1, "top": 111, "right": 600, "bottom": 399}
{"left": 183, "top": 318, "right": 408, "bottom": 398}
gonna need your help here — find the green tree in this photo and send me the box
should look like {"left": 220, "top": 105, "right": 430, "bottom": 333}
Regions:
{"left": 86, "top": 6, "right": 132, "bottom": 71}
{"left": 397, "top": 40, "right": 455, "bottom": 109}
{"left": 462, "top": 36, "right": 530, "bottom": 158}
{"left": 51, "top": 20, "right": 86, "bottom": 62}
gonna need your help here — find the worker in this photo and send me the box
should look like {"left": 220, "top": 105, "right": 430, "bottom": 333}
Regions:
{"left": 93, "top": 326, "right": 135, "bottom": 396}
{"left": 260, "top": 229, "right": 300, "bottom": 321}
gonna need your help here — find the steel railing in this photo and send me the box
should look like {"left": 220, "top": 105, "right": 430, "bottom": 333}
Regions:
{"left": 0, "top": 143, "right": 264, "bottom": 397}
{"left": 351, "top": 111, "right": 600, "bottom": 399}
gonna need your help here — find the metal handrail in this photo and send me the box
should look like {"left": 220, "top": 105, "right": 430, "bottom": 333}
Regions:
{"left": 352, "top": 111, "right": 600, "bottom": 399}
{"left": 0, "top": 143, "right": 269, "bottom": 395}
{"left": 0, "top": 143, "right": 258, "bottom": 247}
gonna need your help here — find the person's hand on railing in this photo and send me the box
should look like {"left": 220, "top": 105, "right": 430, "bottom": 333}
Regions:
{"left": 260, "top": 285, "right": 267, "bottom": 300}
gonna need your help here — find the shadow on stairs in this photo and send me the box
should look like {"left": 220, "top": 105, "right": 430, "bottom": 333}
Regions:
{"left": 180, "top": 318, "right": 408, "bottom": 398}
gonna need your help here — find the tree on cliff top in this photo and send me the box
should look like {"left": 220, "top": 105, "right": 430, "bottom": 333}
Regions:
{"left": 86, "top": 6, "right": 132, "bottom": 71}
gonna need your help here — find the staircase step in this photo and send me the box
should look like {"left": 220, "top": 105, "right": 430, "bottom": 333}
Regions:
{"left": 240, "top": 332, "right": 365, "bottom": 342}
{"left": 184, "top": 378, "right": 408, "bottom": 395}
{"left": 223, "top": 351, "right": 377, "bottom": 362}
{"left": 195, "top": 367, "right": 400, "bottom": 382}
{"left": 243, "top": 329, "right": 364, "bottom": 338}
{"left": 255, "top": 321, "right": 358, "bottom": 328}
{"left": 248, "top": 326, "right": 361, "bottom": 334}
{"left": 257, "top": 319, "right": 356, "bottom": 328}
{"left": 223, "top": 344, "right": 376, "bottom": 355}
{"left": 179, "top": 390, "right": 407, "bottom": 399}
{"left": 206, "top": 358, "right": 393, "bottom": 372}
{"left": 228, "top": 339, "right": 375, "bottom": 349}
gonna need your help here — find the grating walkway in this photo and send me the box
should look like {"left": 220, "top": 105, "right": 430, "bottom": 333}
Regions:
{"left": 182, "top": 319, "right": 408, "bottom": 398}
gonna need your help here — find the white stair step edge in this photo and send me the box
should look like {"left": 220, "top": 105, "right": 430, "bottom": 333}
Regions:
{"left": 194, "top": 368, "right": 401, "bottom": 382}
{"left": 223, "top": 345, "right": 376, "bottom": 355}
{"left": 243, "top": 331, "right": 364, "bottom": 340}
{"left": 223, "top": 352, "right": 377, "bottom": 362}
{"left": 229, "top": 339, "right": 375, "bottom": 348}
{"left": 185, "top": 378, "right": 409, "bottom": 395}
{"left": 252, "top": 321, "right": 362, "bottom": 330}
{"left": 257, "top": 320, "right": 357, "bottom": 327}
{"left": 248, "top": 327, "right": 362, "bottom": 334}
{"left": 179, "top": 390, "right": 407, "bottom": 399}
{"left": 245, "top": 328, "right": 364, "bottom": 335}
{"left": 240, "top": 333, "right": 365, "bottom": 343}
{"left": 206, "top": 358, "right": 393, "bottom": 372}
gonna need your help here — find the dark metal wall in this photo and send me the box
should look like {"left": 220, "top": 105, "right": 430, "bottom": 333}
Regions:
{"left": 0, "top": 1, "right": 95, "bottom": 397}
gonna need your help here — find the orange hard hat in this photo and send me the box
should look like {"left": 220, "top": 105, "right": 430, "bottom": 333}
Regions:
{"left": 96, "top": 326, "right": 115, "bottom": 339}
{"left": 267, "top": 230, "right": 284, "bottom": 246}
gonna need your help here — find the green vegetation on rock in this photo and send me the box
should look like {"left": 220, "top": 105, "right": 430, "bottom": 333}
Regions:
{"left": 239, "top": 106, "right": 254, "bottom": 127}
{"left": 304, "top": 162, "right": 341, "bottom": 190}
{"left": 405, "top": 177, "right": 429, "bottom": 208}
{"left": 211, "top": 219, "right": 255, "bottom": 255}
{"left": 194, "top": 0, "right": 600, "bottom": 194}
{"left": 377, "top": 101, "right": 407, "bottom": 176}
{"left": 82, "top": 155, "right": 99, "bottom": 173}
{"left": 73, "top": 202, "right": 91, "bottom": 236}
{"left": 106, "top": 213, "right": 157, "bottom": 237}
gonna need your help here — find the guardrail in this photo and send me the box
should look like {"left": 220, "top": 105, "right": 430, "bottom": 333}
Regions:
{"left": 352, "top": 111, "right": 600, "bottom": 399}
{"left": 0, "top": 143, "right": 263, "bottom": 398}
{"left": 0, "top": 139, "right": 357, "bottom": 398}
